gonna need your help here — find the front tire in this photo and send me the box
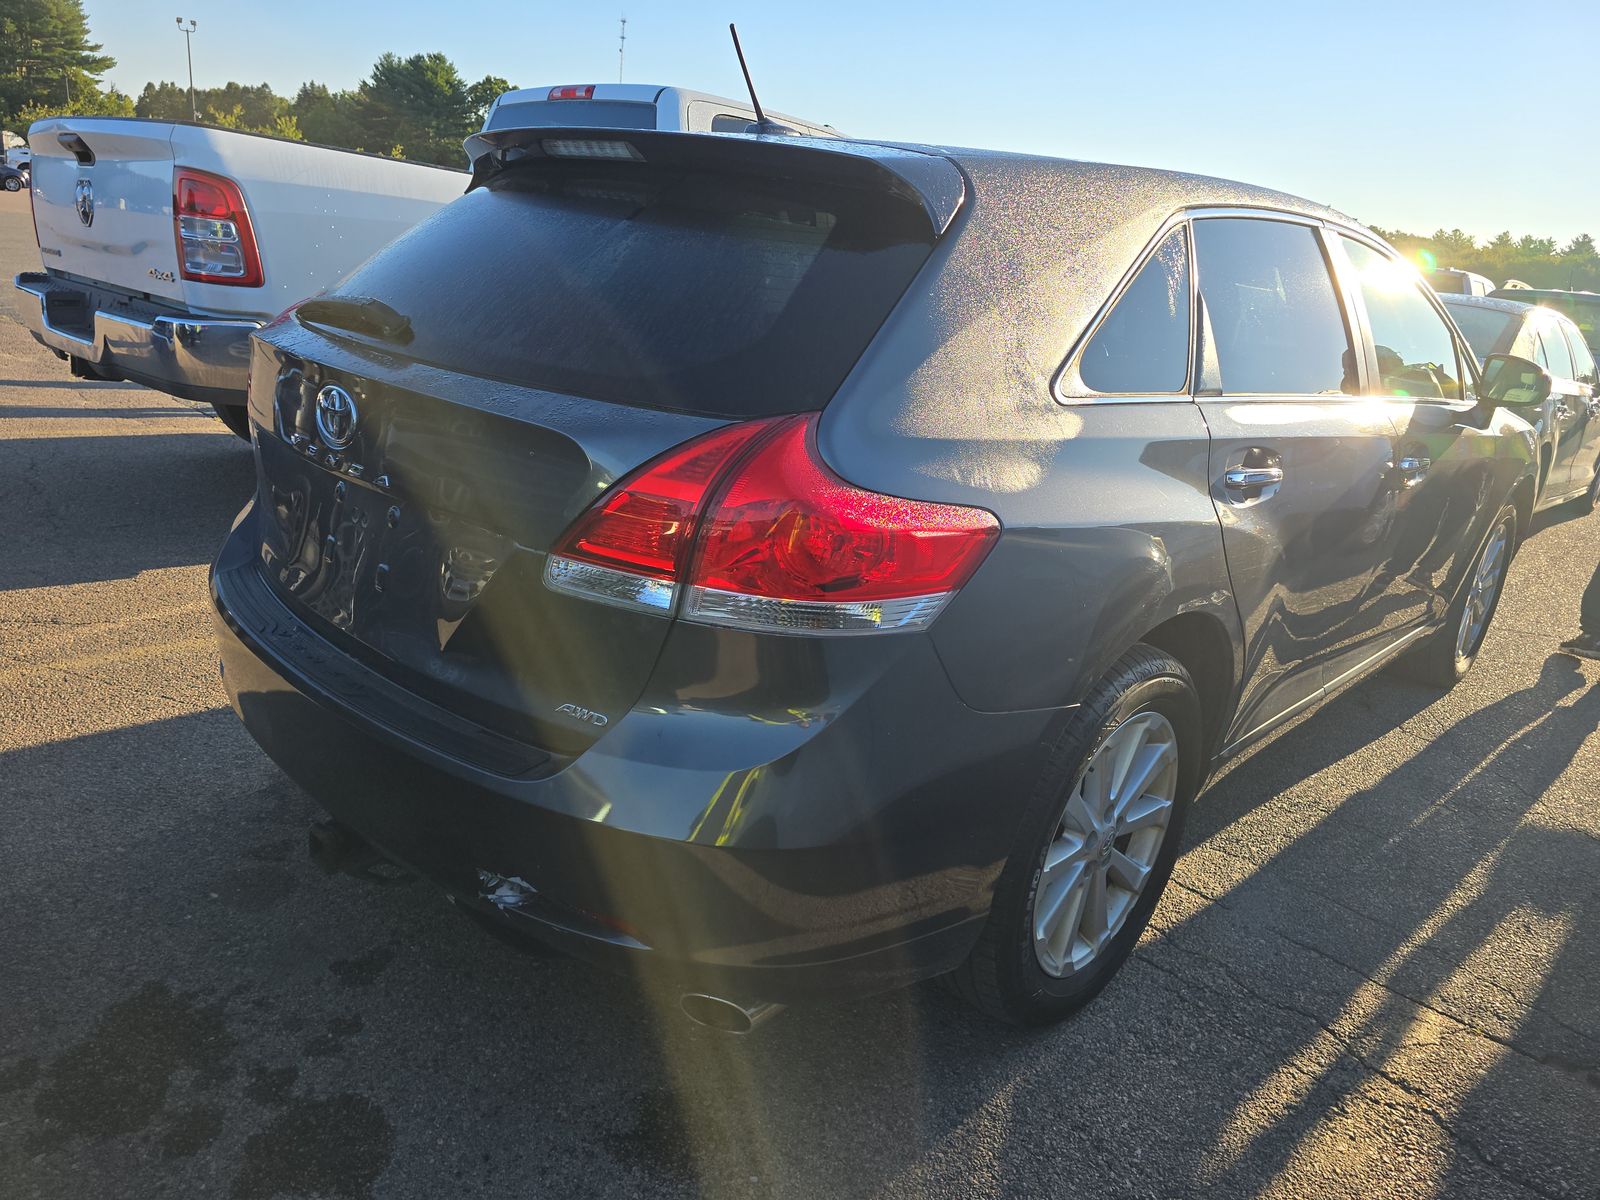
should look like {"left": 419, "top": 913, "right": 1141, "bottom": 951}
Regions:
{"left": 944, "top": 645, "right": 1203, "bottom": 1025}
{"left": 1394, "top": 506, "right": 1516, "bottom": 688}
{"left": 2, "top": 175, "right": 21, "bottom": 192}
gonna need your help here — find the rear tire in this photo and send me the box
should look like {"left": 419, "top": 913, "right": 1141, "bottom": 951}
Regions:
{"left": 944, "top": 644, "right": 1203, "bottom": 1026}
{"left": 213, "top": 404, "right": 252, "bottom": 442}
{"left": 1394, "top": 506, "right": 1516, "bottom": 689}
{"left": 2, "top": 175, "right": 20, "bottom": 192}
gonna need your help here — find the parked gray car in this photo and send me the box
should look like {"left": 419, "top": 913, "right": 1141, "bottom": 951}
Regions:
{"left": 211, "top": 130, "right": 1539, "bottom": 1028}
{"left": 1443, "top": 293, "right": 1600, "bottom": 510}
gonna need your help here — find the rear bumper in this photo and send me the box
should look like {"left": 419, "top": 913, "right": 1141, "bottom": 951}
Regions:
{"left": 210, "top": 503, "right": 1059, "bottom": 1002}
{"left": 14, "top": 271, "right": 259, "bottom": 407}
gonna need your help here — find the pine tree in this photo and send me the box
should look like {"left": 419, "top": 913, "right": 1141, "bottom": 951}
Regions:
{"left": 0, "top": 0, "right": 118, "bottom": 126}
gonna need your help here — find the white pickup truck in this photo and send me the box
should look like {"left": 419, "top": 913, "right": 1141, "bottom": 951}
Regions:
{"left": 16, "top": 120, "right": 463, "bottom": 437}
{"left": 14, "top": 85, "right": 833, "bottom": 439}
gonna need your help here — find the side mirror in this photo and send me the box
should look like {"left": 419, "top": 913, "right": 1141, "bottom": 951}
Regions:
{"left": 1480, "top": 353, "right": 1552, "bottom": 408}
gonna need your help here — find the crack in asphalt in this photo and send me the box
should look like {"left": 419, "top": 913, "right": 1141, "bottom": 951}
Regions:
{"left": 0, "top": 647, "right": 192, "bottom": 708}
{"left": 1132, "top": 947, "right": 1566, "bottom": 1200}
{"left": 1163, "top": 875, "right": 1600, "bottom": 1072}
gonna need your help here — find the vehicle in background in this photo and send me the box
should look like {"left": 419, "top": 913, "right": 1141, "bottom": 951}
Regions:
{"left": 13, "top": 88, "right": 835, "bottom": 441}
{"left": 1, "top": 129, "right": 29, "bottom": 174}
{"left": 469, "top": 83, "right": 837, "bottom": 158}
{"left": 1443, "top": 294, "right": 1600, "bottom": 510}
{"left": 0, "top": 163, "right": 26, "bottom": 192}
{"left": 1428, "top": 266, "right": 1493, "bottom": 296}
{"left": 212, "top": 128, "right": 1537, "bottom": 1029}
{"left": 14, "top": 118, "right": 466, "bottom": 438}
{"left": 1489, "top": 288, "right": 1600, "bottom": 359}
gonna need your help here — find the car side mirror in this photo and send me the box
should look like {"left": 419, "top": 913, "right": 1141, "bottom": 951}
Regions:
{"left": 1479, "top": 353, "right": 1552, "bottom": 408}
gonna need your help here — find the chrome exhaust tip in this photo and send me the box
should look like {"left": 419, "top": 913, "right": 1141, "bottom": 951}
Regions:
{"left": 678, "top": 993, "right": 784, "bottom": 1034}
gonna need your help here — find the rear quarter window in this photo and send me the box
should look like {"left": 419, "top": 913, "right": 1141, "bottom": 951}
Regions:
{"left": 1076, "top": 227, "right": 1191, "bottom": 395}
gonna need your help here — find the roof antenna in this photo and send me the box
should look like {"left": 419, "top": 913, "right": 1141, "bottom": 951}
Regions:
{"left": 728, "top": 23, "right": 799, "bottom": 136}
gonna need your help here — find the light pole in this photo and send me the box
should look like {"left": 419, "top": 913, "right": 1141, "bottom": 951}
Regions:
{"left": 175, "top": 18, "right": 197, "bottom": 121}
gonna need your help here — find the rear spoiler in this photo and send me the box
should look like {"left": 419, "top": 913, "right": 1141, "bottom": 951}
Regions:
{"left": 462, "top": 127, "right": 967, "bottom": 235}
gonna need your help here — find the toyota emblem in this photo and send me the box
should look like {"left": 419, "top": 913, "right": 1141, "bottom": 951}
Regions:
{"left": 314, "top": 384, "right": 358, "bottom": 449}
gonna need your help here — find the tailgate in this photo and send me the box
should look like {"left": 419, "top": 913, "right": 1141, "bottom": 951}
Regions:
{"left": 28, "top": 118, "right": 184, "bottom": 303}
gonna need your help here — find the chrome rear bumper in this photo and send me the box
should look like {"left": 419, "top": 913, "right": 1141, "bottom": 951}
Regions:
{"left": 14, "top": 271, "right": 260, "bottom": 406}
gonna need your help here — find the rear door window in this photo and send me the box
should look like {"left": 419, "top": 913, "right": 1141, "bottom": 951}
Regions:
{"left": 1077, "top": 227, "right": 1191, "bottom": 394}
{"left": 1565, "top": 325, "right": 1597, "bottom": 386}
{"left": 328, "top": 161, "right": 936, "bottom": 417}
{"left": 1443, "top": 303, "right": 1517, "bottom": 361}
{"left": 1341, "top": 238, "right": 1463, "bottom": 400}
{"left": 1192, "top": 218, "right": 1355, "bottom": 395}
{"left": 1540, "top": 319, "right": 1576, "bottom": 381}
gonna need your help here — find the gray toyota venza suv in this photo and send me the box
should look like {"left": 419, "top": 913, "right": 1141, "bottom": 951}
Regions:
{"left": 212, "top": 129, "right": 1538, "bottom": 1028}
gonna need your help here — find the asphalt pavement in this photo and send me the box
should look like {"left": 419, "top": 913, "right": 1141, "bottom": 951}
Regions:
{"left": 1, "top": 185, "right": 1597, "bottom": 1200}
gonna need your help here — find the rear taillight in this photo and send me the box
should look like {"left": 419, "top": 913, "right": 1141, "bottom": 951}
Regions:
{"left": 173, "top": 168, "right": 262, "bottom": 286}
{"left": 545, "top": 415, "right": 999, "bottom": 634}
{"left": 548, "top": 85, "right": 597, "bottom": 100}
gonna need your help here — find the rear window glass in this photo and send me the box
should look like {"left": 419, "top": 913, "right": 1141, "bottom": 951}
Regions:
{"left": 1540, "top": 321, "right": 1575, "bottom": 380}
{"left": 1443, "top": 304, "right": 1517, "bottom": 360}
{"left": 485, "top": 100, "right": 658, "bottom": 131}
{"left": 329, "top": 161, "right": 935, "bottom": 416}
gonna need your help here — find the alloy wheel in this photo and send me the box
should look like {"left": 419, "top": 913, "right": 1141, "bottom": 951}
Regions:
{"left": 1456, "top": 519, "right": 1510, "bottom": 662}
{"left": 1032, "top": 710, "right": 1179, "bottom": 978}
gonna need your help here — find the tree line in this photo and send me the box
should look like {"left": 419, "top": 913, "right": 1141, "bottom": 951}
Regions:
{"left": 3, "top": 0, "right": 1597, "bottom": 278}
{"left": 1, "top": 0, "right": 509, "bottom": 166}
{"left": 1370, "top": 226, "right": 1599, "bottom": 294}
{"left": 127, "top": 59, "right": 512, "bottom": 166}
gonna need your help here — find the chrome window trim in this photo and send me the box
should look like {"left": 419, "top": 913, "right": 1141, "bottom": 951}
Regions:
{"left": 1055, "top": 204, "right": 1358, "bottom": 407}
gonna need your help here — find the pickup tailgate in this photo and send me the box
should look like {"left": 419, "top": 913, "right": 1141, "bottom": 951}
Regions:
{"left": 29, "top": 119, "right": 184, "bottom": 303}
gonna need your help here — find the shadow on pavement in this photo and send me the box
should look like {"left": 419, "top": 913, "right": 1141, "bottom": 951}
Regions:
{"left": 1146, "top": 652, "right": 1600, "bottom": 1197}
{"left": 0, "top": 430, "right": 254, "bottom": 590}
{"left": 0, "top": 379, "right": 145, "bottom": 391}
{"left": 3, "top": 647, "right": 1595, "bottom": 1198}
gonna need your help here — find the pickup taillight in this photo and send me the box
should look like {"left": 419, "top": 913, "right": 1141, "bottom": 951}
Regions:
{"left": 173, "top": 168, "right": 262, "bottom": 287}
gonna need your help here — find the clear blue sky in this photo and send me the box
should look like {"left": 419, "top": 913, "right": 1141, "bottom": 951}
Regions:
{"left": 87, "top": 0, "right": 1597, "bottom": 243}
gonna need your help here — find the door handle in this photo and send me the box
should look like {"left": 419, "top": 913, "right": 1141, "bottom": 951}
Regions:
{"left": 1223, "top": 466, "right": 1284, "bottom": 491}
{"left": 1398, "top": 454, "right": 1431, "bottom": 485}
{"left": 1555, "top": 401, "right": 1573, "bottom": 420}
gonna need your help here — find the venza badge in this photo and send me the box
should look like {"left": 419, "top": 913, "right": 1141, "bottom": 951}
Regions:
{"left": 74, "top": 178, "right": 94, "bottom": 227}
{"left": 314, "top": 384, "right": 359, "bottom": 449}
